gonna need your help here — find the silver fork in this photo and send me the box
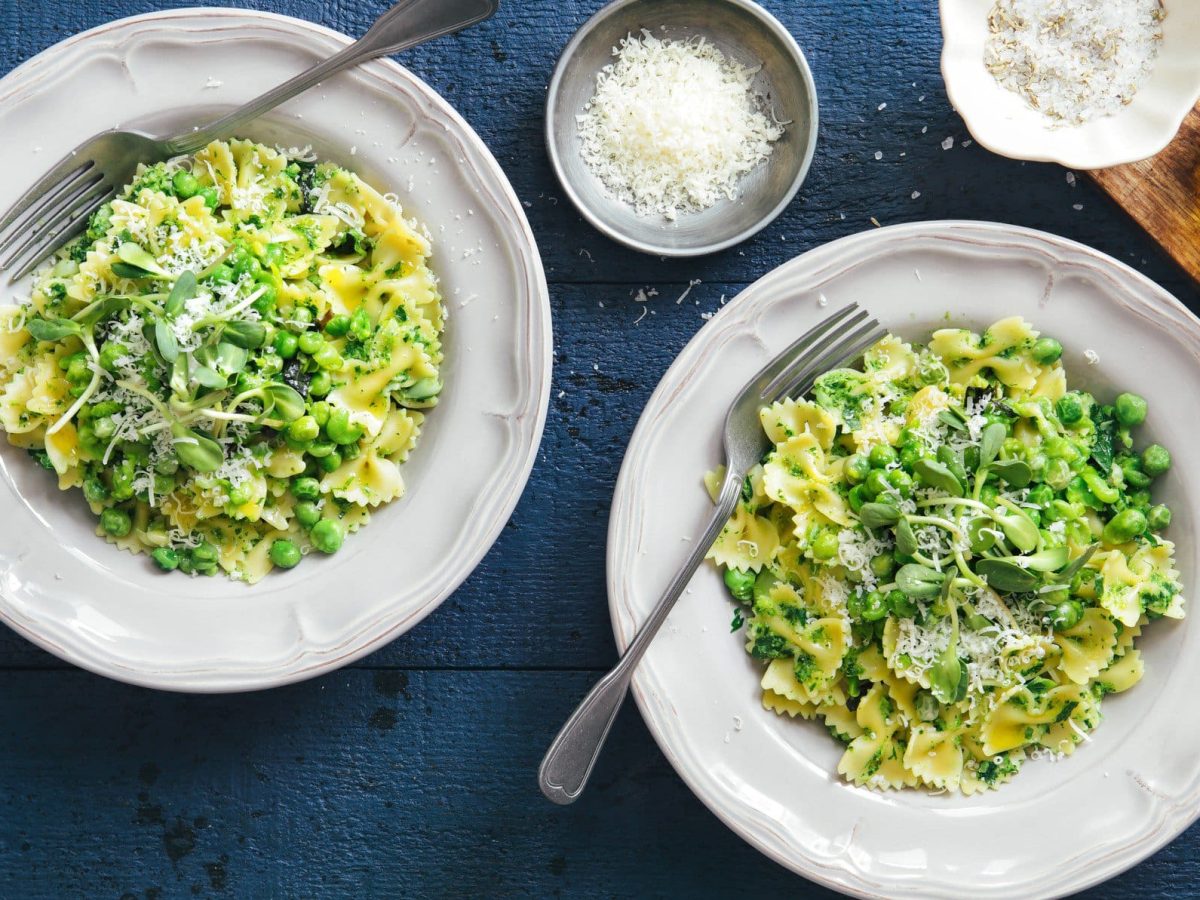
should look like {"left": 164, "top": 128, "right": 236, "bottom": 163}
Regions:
{"left": 0, "top": 0, "right": 498, "bottom": 282}
{"left": 538, "top": 303, "right": 884, "bottom": 804}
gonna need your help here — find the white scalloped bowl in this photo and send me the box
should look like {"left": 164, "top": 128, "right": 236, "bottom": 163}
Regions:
{"left": 608, "top": 221, "right": 1200, "bottom": 897}
{"left": 0, "top": 10, "right": 551, "bottom": 691}
{"left": 940, "top": 0, "right": 1200, "bottom": 169}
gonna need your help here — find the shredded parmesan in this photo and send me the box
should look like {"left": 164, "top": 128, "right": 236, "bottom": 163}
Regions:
{"left": 576, "top": 31, "right": 785, "bottom": 220}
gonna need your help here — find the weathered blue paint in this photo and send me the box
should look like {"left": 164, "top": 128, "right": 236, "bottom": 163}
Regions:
{"left": 0, "top": 1, "right": 1195, "bottom": 897}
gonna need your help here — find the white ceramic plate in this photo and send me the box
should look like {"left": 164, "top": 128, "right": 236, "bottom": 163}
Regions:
{"left": 940, "top": 0, "right": 1200, "bottom": 169}
{"left": 608, "top": 221, "right": 1200, "bottom": 898}
{"left": 0, "top": 10, "right": 551, "bottom": 691}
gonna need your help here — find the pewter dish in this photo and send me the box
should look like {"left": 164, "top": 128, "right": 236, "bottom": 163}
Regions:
{"left": 545, "top": 0, "right": 818, "bottom": 257}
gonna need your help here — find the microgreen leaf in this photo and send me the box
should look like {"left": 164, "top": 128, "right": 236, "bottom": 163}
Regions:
{"left": 990, "top": 459, "right": 1032, "bottom": 488}
{"left": 221, "top": 320, "right": 267, "bottom": 350}
{"left": 858, "top": 502, "right": 901, "bottom": 529}
{"left": 192, "top": 365, "right": 227, "bottom": 390}
{"left": 25, "top": 317, "right": 82, "bottom": 341}
{"left": 116, "top": 243, "right": 167, "bottom": 277}
{"left": 171, "top": 423, "right": 224, "bottom": 473}
{"left": 966, "top": 516, "right": 998, "bottom": 553}
{"left": 913, "top": 458, "right": 963, "bottom": 497}
{"left": 154, "top": 320, "right": 179, "bottom": 363}
{"left": 976, "top": 558, "right": 1040, "bottom": 593}
{"left": 937, "top": 409, "right": 966, "bottom": 432}
{"left": 896, "top": 563, "right": 945, "bottom": 598}
{"left": 263, "top": 383, "right": 305, "bottom": 422}
{"left": 215, "top": 341, "right": 248, "bottom": 374}
{"left": 170, "top": 354, "right": 190, "bottom": 396}
{"left": 1054, "top": 543, "right": 1099, "bottom": 583}
{"left": 165, "top": 270, "right": 198, "bottom": 317}
{"left": 928, "top": 577, "right": 963, "bottom": 704}
{"left": 980, "top": 422, "right": 1006, "bottom": 467}
{"left": 997, "top": 512, "right": 1039, "bottom": 552}
{"left": 895, "top": 517, "right": 918, "bottom": 557}
{"left": 1020, "top": 546, "right": 1070, "bottom": 572}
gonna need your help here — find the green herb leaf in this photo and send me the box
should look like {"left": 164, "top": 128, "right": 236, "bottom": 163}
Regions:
{"left": 1021, "top": 546, "right": 1070, "bottom": 572}
{"left": 116, "top": 243, "right": 167, "bottom": 277}
{"left": 215, "top": 341, "right": 248, "bottom": 374}
{"left": 990, "top": 459, "right": 1032, "bottom": 488}
{"left": 997, "top": 512, "right": 1039, "bottom": 552}
{"left": 263, "top": 383, "right": 305, "bottom": 422}
{"left": 25, "top": 317, "right": 83, "bottom": 342}
{"left": 896, "top": 563, "right": 945, "bottom": 598}
{"left": 165, "top": 270, "right": 198, "bottom": 317}
{"left": 170, "top": 354, "right": 190, "bottom": 396}
{"left": 1091, "top": 407, "right": 1117, "bottom": 471}
{"left": 895, "top": 517, "right": 918, "bottom": 557}
{"left": 222, "top": 320, "right": 267, "bottom": 350}
{"left": 976, "top": 558, "right": 1040, "bottom": 593}
{"left": 171, "top": 423, "right": 224, "bottom": 473}
{"left": 192, "top": 365, "right": 227, "bottom": 390}
{"left": 937, "top": 409, "right": 966, "bottom": 432}
{"left": 966, "top": 516, "right": 998, "bottom": 553}
{"left": 913, "top": 458, "right": 964, "bottom": 497}
{"left": 74, "top": 296, "right": 124, "bottom": 329}
{"left": 980, "top": 422, "right": 1006, "bottom": 467}
{"left": 859, "top": 502, "right": 901, "bottom": 529}
{"left": 111, "top": 262, "right": 155, "bottom": 280}
{"left": 1055, "top": 543, "right": 1099, "bottom": 583}
{"left": 154, "top": 320, "right": 179, "bottom": 363}
{"left": 928, "top": 577, "right": 963, "bottom": 704}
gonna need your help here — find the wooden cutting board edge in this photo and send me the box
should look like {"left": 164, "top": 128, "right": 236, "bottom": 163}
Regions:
{"left": 1087, "top": 101, "right": 1200, "bottom": 285}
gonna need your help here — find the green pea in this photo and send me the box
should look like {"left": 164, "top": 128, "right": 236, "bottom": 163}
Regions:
{"left": 273, "top": 331, "right": 299, "bottom": 359}
{"left": 310, "top": 402, "right": 331, "bottom": 427}
{"left": 1114, "top": 393, "right": 1147, "bottom": 428}
{"left": 171, "top": 171, "right": 201, "bottom": 199}
{"left": 192, "top": 542, "right": 218, "bottom": 564}
{"left": 979, "top": 483, "right": 1000, "bottom": 506}
{"left": 889, "top": 590, "right": 918, "bottom": 619}
{"left": 326, "top": 409, "right": 364, "bottom": 446}
{"left": 1044, "top": 437, "right": 1079, "bottom": 463}
{"left": 110, "top": 459, "right": 136, "bottom": 501}
{"left": 848, "top": 484, "right": 869, "bottom": 513}
{"left": 1103, "top": 508, "right": 1147, "bottom": 545}
{"left": 295, "top": 501, "right": 323, "bottom": 529}
{"left": 886, "top": 469, "right": 913, "bottom": 497}
{"left": 308, "top": 372, "right": 332, "bottom": 398}
{"left": 723, "top": 567, "right": 756, "bottom": 601}
{"left": 58, "top": 351, "right": 85, "bottom": 372}
{"left": 340, "top": 441, "right": 361, "bottom": 461}
{"left": 899, "top": 444, "right": 923, "bottom": 470}
{"left": 298, "top": 331, "right": 324, "bottom": 355}
{"left": 325, "top": 315, "right": 351, "bottom": 337}
{"left": 231, "top": 251, "right": 261, "bottom": 280}
{"left": 288, "top": 415, "right": 321, "bottom": 443}
{"left": 864, "top": 469, "right": 891, "bottom": 498}
{"left": 1142, "top": 444, "right": 1171, "bottom": 478}
{"left": 291, "top": 306, "right": 314, "bottom": 327}
{"left": 860, "top": 590, "right": 888, "bottom": 622}
{"left": 151, "top": 547, "right": 179, "bottom": 571}
{"left": 224, "top": 483, "right": 249, "bottom": 507}
{"left": 1119, "top": 455, "right": 1150, "bottom": 488}
{"left": 1147, "top": 504, "right": 1172, "bottom": 531}
{"left": 812, "top": 531, "right": 840, "bottom": 560}
{"left": 1027, "top": 484, "right": 1054, "bottom": 507}
{"left": 1054, "top": 395, "right": 1081, "bottom": 425}
{"left": 914, "top": 690, "right": 940, "bottom": 722}
{"left": 285, "top": 433, "right": 312, "bottom": 453}
{"left": 98, "top": 342, "right": 128, "bottom": 372}
{"left": 291, "top": 476, "right": 321, "bottom": 502}
{"left": 1051, "top": 600, "right": 1084, "bottom": 631}
{"left": 91, "top": 416, "right": 117, "bottom": 441}
{"left": 314, "top": 347, "right": 343, "bottom": 371}
{"left": 870, "top": 553, "right": 895, "bottom": 579}
{"left": 844, "top": 454, "right": 871, "bottom": 485}
{"left": 83, "top": 476, "right": 109, "bottom": 504}
{"left": 262, "top": 243, "right": 286, "bottom": 270}
{"left": 318, "top": 450, "right": 343, "bottom": 473}
{"left": 198, "top": 186, "right": 219, "bottom": 210}
{"left": 307, "top": 440, "right": 336, "bottom": 459}
{"left": 269, "top": 539, "right": 301, "bottom": 569}
{"left": 66, "top": 356, "right": 91, "bottom": 383}
{"left": 310, "top": 518, "right": 345, "bottom": 554}
{"left": 1031, "top": 337, "right": 1063, "bottom": 364}
{"left": 100, "top": 507, "right": 131, "bottom": 537}
{"left": 868, "top": 444, "right": 897, "bottom": 469}
{"left": 208, "top": 263, "right": 235, "bottom": 285}
{"left": 1043, "top": 457, "right": 1072, "bottom": 490}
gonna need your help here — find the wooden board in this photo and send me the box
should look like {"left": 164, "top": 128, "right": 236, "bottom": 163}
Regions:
{"left": 1090, "top": 103, "right": 1200, "bottom": 283}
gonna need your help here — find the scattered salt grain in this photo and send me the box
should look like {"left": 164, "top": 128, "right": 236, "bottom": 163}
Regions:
{"left": 874, "top": 150, "right": 883, "bottom": 160}
{"left": 1084, "top": 348, "right": 1100, "bottom": 365}
{"left": 911, "top": 190, "right": 921, "bottom": 199}
{"left": 941, "top": 136, "right": 955, "bottom": 150}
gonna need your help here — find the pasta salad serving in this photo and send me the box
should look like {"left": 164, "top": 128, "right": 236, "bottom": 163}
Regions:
{"left": 705, "top": 316, "right": 1184, "bottom": 794}
{"left": 0, "top": 139, "right": 443, "bottom": 582}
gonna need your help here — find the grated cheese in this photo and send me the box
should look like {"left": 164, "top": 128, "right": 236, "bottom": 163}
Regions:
{"left": 576, "top": 31, "right": 785, "bottom": 220}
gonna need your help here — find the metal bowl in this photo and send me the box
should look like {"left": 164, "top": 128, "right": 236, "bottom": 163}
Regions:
{"left": 545, "top": 0, "right": 819, "bottom": 257}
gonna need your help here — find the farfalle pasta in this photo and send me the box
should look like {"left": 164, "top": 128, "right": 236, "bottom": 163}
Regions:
{"left": 708, "top": 317, "right": 1184, "bottom": 793}
{"left": 0, "top": 139, "right": 443, "bottom": 582}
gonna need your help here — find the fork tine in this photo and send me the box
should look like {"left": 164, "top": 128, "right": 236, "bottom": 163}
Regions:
{"left": 0, "top": 157, "right": 94, "bottom": 246}
{"left": 0, "top": 171, "right": 104, "bottom": 265}
{"left": 745, "top": 303, "right": 860, "bottom": 395}
{"left": 758, "top": 307, "right": 870, "bottom": 400}
{"left": 768, "top": 319, "right": 886, "bottom": 405}
{"left": 3, "top": 189, "right": 112, "bottom": 282}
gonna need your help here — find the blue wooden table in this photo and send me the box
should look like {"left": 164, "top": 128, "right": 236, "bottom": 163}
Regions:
{"left": 1, "top": 1, "right": 1197, "bottom": 897}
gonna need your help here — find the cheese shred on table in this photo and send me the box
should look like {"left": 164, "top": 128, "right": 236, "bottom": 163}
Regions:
{"left": 576, "top": 31, "right": 785, "bottom": 221}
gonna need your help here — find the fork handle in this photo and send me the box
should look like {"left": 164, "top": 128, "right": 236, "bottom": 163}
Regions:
{"left": 538, "top": 475, "right": 742, "bottom": 804}
{"left": 164, "top": 0, "right": 498, "bottom": 156}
